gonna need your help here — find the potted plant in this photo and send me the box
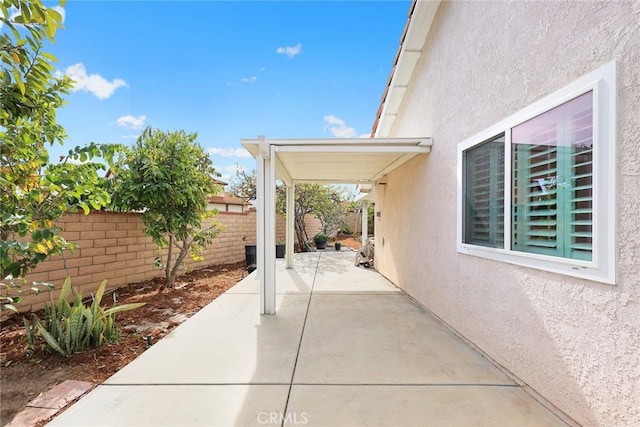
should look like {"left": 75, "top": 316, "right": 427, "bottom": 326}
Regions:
{"left": 313, "top": 233, "right": 328, "bottom": 250}
{"left": 276, "top": 241, "right": 286, "bottom": 258}
{"left": 243, "top": 235, "right": 256, "bottom": 266}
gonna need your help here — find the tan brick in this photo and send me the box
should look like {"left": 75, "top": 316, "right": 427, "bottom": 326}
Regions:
{"left": 94, "top": 238, "right": 117, "bottom": 248}
{"left": 105, "top": 213, "right": 123, "bottom": 223}
{"left": 80, "top": 247, "right": 105, "bottom": 257}
{"left": 74, "top": 239, "right": 94, "bottom": 249}
{"left": 117, "top": 237, "right": 138, "bottom": 246}
{"left": 31, "top": 259, "right": 65, "bottom": 273}
{"left": 29, "top": 302, "right": 48, "bottom": 312}
{"left": 68, "top": 274, "right": 94, "bottom": 288}
{"left": 24, "top": 272, "right": 50, "bottom": 283}
{"left": 106, "top": 230, "right": 127, "bottom": 239}
{"left": 59, "top": 231, "right": 80, "bottom": 241}
{"left": 116, "top": 252, "right": 137, "bottom": 262}
{"left": 59, "top": 213, "right": 80, "bottom": 223}
{"left": 64, "top": 257, "right": 93, "bottom": 268}
{"left": 63, "top": 222, "right": 93, "bottom": 232}
{"left": 91, "top": 212, "right": 107, "bottom": 222}
{"left": 82, "top": 230, "right": 106, "bottom": 240}
{"left": 108, "top": 277, "right": 127, "bottom": 288}
{"left": 48, "top": 267, "right": 78, "bottom": 281}
{"left": 80, "top": 212, "right": 101, "bottom": 222}
{"left": 63, "top": 249, "right": 82, "bottom": 259}
{"left": 79, "top": 264, "right": 105, "bottom": 276}
{"left": 127, "top": 244, "right": 146, "bottom": 252}
{"left": 133, "top": 264, "right": 154, "bottom": 274}
{"left": 92, "top": 222, "right": 114, "bottom": 231}
{"left": 116, "top": 222, "right": 137, "bottom": 230}
{"left": 125, "top": 258, "right": 145, "bottom": 268}
{"left": 128, "top": 230, "right": 146, "bottom": 239}
{"left": 92, "top": 270, "right": 117, "bottom": 282}
{"left": 105, "top": 260, "right": 129, "bottom": 271}
{"left": 137, "top": 250, "right": 155, "bottom": 260}
{"left": 93, "top": 254, "right": 117, "bottom": 265}
{"left": 105, "top": 245, "right": 127, "bottom": 255}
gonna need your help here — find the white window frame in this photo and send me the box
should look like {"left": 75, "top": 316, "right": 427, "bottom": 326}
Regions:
{"left": 456, "top": 61, "right": 616, "bottom": 284}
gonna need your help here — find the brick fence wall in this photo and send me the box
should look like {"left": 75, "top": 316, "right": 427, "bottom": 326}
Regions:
{"left": 304, "top": 212, "right": 363, "bottom": 239}
{"left": 13, "top": 210, "right": 285, "bottom": 313}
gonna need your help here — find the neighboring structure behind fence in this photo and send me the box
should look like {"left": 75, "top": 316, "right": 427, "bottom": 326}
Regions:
{"left": 15, "top": 210, "right": 285, "bottom": 312}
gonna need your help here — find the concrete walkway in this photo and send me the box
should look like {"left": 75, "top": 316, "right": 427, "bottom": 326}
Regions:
{"left": 49, "top": 251, "right": 568, "bottom": 426}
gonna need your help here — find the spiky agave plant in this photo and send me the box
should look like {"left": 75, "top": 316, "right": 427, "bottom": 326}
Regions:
{"left": 29, "top": 278, "right": 144, "bottom": 356}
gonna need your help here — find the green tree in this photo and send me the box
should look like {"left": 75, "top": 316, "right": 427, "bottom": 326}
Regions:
{"left": 367, "top": 203, "right": 375, "bottom": 236}
{"left": 1, "top": 0, "right": 117, "bottom": 312}
{"left": 109, "top": 128, "right": 224, "bottom": 288}
{"left": 313, "top": 186, "right": 349, "bottom": 237}
{"left": 227, "top": 167, "right": 256, "bottom": 202}
{"left": 228, "top": 170, "right": 348, "bottom": 252}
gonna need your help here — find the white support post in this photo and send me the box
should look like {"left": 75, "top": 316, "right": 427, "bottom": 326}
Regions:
{"left": 286, "top": 183, "right": 295, "bottom": 269}
{"left": 361, "top": 201, "right": 369, "bottom": 245}
{"left": 256, "top": 153, "right": 266, "bottom": 314}
{"left": 265, "top": 146, "right": 277, "bottom": 314}
{"left": 257, "top": 139, "right": 277, "bottom": 315}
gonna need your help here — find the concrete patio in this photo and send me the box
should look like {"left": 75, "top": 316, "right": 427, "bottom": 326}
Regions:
{"left": 49, "top": 251, "right": 568, "bottom": 426}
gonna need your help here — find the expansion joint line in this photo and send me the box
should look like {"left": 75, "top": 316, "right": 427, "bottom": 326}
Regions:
{"left": 281, "top": 252, "right": 321, "bottom": 427}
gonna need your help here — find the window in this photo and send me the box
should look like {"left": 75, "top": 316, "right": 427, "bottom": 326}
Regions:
{"left": 464, "top": 135, "right": 505, "bottom": 248}
{"left": 511, "top": 92, "right": 593, "bottom": 261}
{"left": 457, "top": 61, "right": 616, "bottom": 284}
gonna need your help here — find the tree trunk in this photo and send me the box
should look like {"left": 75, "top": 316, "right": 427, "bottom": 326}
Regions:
{"left": 294, "top": 213, "right": 313, "bottom": 252}
{"left": 165, "top": 234, "right": 173, "bottom": 286}
{"left": 166, "top": 238, "right": 190, "bottom": 288}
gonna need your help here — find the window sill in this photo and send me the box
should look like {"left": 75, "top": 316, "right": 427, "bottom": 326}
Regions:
{"left": 457, "top": 243, "right": 615, "bottom": 285}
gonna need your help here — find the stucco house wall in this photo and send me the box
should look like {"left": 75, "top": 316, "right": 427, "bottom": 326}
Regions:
{"left": 375, "top": 2, "right": 639, "bottom": 426}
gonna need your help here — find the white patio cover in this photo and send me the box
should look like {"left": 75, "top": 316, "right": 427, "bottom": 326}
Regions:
{"left": 241, "top": 137, "right": 431, "bottom": 314}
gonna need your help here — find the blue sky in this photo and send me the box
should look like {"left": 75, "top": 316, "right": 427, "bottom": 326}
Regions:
{"left": 45, "top": 1, "right": 411, "bottom": 183}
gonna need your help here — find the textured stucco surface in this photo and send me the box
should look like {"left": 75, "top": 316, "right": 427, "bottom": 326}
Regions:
{"left": 375, "top": 1, "right": 640, "bottom": 426}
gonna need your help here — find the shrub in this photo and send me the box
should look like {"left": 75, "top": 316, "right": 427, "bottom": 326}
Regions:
{"left": 313, "top": 233, "right": 329, "bottom": 243}
{"left": 26, "top": 278, "right": 144, "bottom": 357}
{"left": 339, "top": 225, "right": 352, "bottom": 236}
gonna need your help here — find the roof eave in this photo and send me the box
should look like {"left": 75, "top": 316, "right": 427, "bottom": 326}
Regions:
{"left": 372, "top": 0, "right": 441, "bottom": 138}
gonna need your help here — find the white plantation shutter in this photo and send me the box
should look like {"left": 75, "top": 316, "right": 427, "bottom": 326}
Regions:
{"left": 464, "top": 135, "right": 504, "bottom": 248}
{"left": 511, "top": 92, "right": 593, "bottom": 261}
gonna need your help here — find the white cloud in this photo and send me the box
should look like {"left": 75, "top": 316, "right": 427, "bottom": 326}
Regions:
{"left": 116, "top": 115, "right": 146, "bottom": 130}
{"left": 276, "top": 43, "right": 302, "bottom": 58}
{"left": 241, "top": 76, "right": 257, "bottom": 83}
{"left": 1, "top": 6, "right": 64, "bottom": 29}
{"left": 51, "top": 6, "right": 65, "bottom": 23}
{"left": 259, "top": 67, "right": 266, "bottom": 72}
{"left": 1, "top": 7, "right": 17, "bottom": 26}
{"left": 62, "top": 63, "right": 127, "bottom": 99}
{"left": 217, "top": 164, "right": 247, "bottom": 183}
{"left": 208, "top": 147, "right": 252, "bottom": 158}
{"left": 220, "top": 164, "right": 246, "bottom": 175}
{"left": 323, "top": 115, "right": 357, "bottom": 138}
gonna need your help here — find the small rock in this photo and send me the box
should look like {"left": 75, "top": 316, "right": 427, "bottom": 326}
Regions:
{"left": 169, "top": 313, "right": 189, "bottom": 324}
